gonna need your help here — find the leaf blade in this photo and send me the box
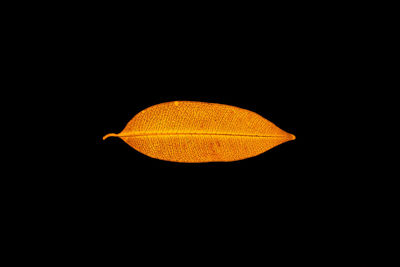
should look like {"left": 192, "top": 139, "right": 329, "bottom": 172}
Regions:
{"left": 104, "top": 101, "right": 295, "bottom": 162}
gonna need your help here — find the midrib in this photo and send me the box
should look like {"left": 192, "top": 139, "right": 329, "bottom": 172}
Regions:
{"left": 118, "top": 132, "right": 288, "bottom": 138}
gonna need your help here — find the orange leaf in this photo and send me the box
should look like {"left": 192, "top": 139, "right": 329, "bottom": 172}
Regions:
{"left": 103, "top": 101, "right": 295, "bottom": 163}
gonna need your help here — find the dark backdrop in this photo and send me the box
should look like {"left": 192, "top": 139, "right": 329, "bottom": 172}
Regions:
{"left": 55, "top": 3, "right": 365, "bottom": 264}
{"left": 84, "top": 32, "right": 324, "bottom": 258}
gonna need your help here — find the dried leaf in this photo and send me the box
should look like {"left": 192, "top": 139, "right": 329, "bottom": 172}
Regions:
{"left": 103, "top": 101, "right": 295, "bottom": 163}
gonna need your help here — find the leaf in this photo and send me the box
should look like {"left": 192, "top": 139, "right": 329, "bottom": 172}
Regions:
{"left": 103, "top": 101, "right": 295, "bottom": 163}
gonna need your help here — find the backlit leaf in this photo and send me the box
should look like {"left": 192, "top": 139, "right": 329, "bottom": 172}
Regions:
{"left": 103, "top": 101, "right": 295, "bottom": 163}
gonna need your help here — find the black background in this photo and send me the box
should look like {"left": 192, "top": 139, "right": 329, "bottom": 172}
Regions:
{"left": 27, "top": 2, "right": 372, "bottom": 263}
{"left": 82, "top": 11, "right": 337, "bottom": 260}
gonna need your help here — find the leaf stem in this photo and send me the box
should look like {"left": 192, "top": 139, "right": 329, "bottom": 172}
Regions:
{"left": 103, "top": 133, "right": 118, "bottom": 140}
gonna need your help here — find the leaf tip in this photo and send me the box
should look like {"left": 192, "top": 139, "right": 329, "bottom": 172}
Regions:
{"left": 103, "top": 133, "right": 118, "bottom": 141}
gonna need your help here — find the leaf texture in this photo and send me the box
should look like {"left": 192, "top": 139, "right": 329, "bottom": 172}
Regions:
{"left": 103, "top": 101, "right": 295, "bottom": 163}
